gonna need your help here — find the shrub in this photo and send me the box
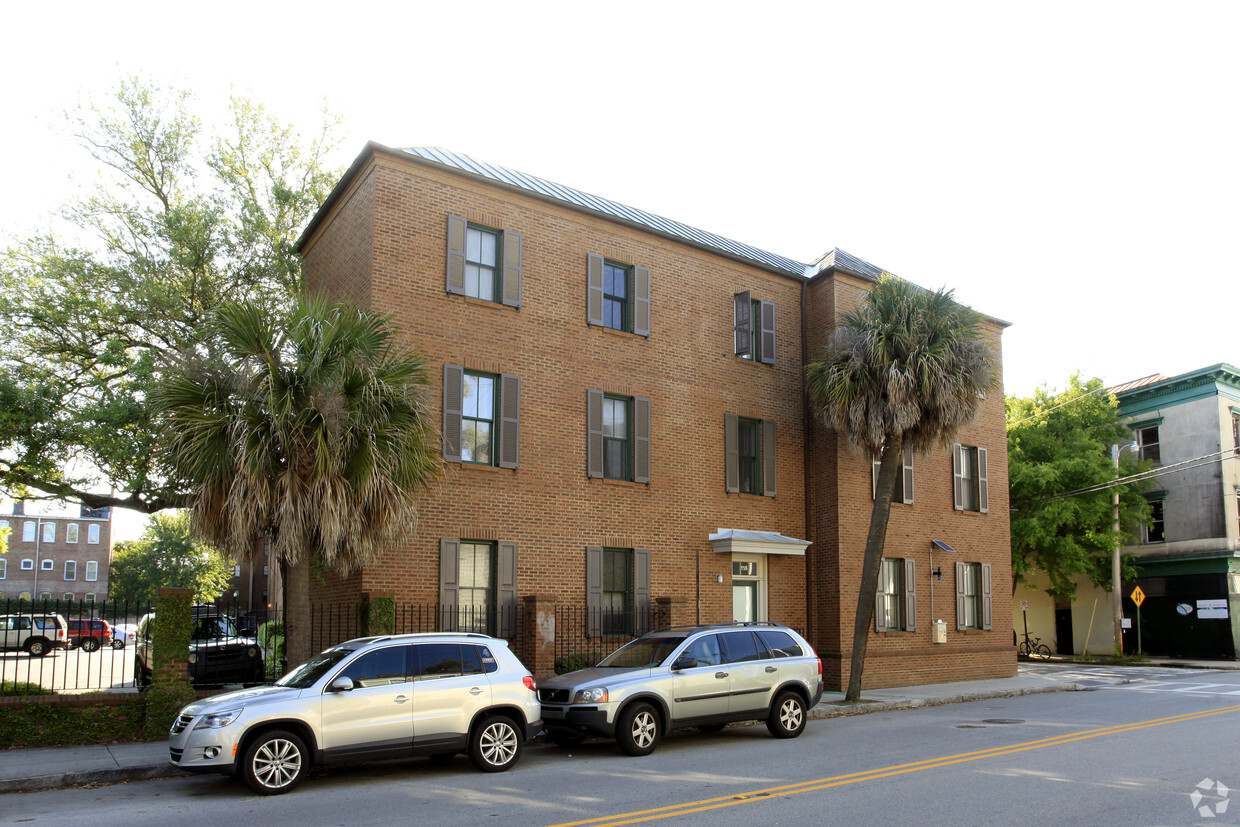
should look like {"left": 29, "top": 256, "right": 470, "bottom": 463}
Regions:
{"left": 0, "top": 681, "right": 53, "bottom": 696}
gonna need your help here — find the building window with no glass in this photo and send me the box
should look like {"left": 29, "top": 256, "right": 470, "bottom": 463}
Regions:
{"left": 955, "top": 561, "right": 993, "bottom": 631}
{"left": 587, "top": 255, "right": 650, "bottom": 336}
{"left": 586, "top": 546, "right": 651, "bottom": 637}
{"left": 1143, "top": 494, "right": 1166, "bottom": 543}
{"left": 85, "top": 561, "right": 98, "bottom": 582}
{"left": 66, "top": 523, "right": 79, "bottom": 543}
{"left": 876, "top": 558, "right": 916, "bottom": 632}
{"left": 724, "top": 414, "right": 777, "bottom": 497}
{"left": 64, "top": 561, "right": 76, "bottom": 581}
{"left": 1136, "top": 424, "right": 1161, "bottom": 463}
{"left": 445, "top": 215, "right": 522, "bottom": 307}
{"left": 587, "top": 390, "right": 651, "bottom": 483}
{"left": 872, "top": 446, "right": 915, "bottom": 504}
{"left": 439, "top": 538, "right": 517, "bottom": 637}
{"left": 733, "top": 291, "right": 775, "bottom": 364}
{"left": 952, "top": 445, "right": 989, "bottom": 513}
{"left": 442, "top": 366, "right": 520, "bottom": 468}
{"left": 87, "top": 524, "right": 100, "bottom": 544}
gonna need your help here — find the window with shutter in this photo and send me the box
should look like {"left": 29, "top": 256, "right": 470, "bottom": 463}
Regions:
{"left": 441, "top": 538, "right": 518, "bottom": 639}
{"left": 953, "top": 445, "right": 986, "bottom": 513}
{"left": 734, "top": 292, "right": 775, "bottom": 364}
{"left": 725, "top": 415, "right": 775, "bottom": 497}
{"left": 588, "top": 256, "right": 650, "bottom": 335}
{"left": 586, "top": 546, "right": 649, "bottom": 636}
{"left": 445, "top": 367, "right": 520, "bottom": 468}
{"left": 446, "top": 216, "right": 521, "bottom": 307}
{"left": 589, "top": 391, "right": 649, "bottom": 483}
{"left": 872, "top": 445, "right": 914, "bottom": 504}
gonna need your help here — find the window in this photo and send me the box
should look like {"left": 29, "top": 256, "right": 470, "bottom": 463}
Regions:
{"left": 87, "top": 524, "right": 100, "bottom": 544}
{"left": 20, "top": 559, "right": 33, "bottom": 571}
{"left": 872, "top": 445, "right": 915, "bottom": 504}
{"left": 587, "top": 254, "right": 650, "bottom": 336}
{"left": 724, "top": 414, "right": 777, "bottom": 497}
{"left": 41, "top": 559, "right": 53, "bottom": 571}
{"left": 955, "top": 561, "right": 993, "bottom": 631}
{"left": 340, "top": 645, "right": 409, "bottom": 688}
{"left": 733, "top": 291, "right": 775, "bottom": 364}
{"left": 84, "top": 593, "right": 95, "bottom": 605}
{"left": 1144, "top": 497, "right": 1166, "bottom": 543}
{"left": 442, "top": 366, "right": 520, "bottom": 467}
{"left": 42, "top": 522, "right": 55, "bottom": 543}
{"left": 876, "top": 558, "right": 917, "bottom": 632}
{"left": 586, "top": 546, "right": 651, "bottom": 637}
{"left": 64, "top": 561, "right": 76, "bottom": 581}
{"left": 587, "top": 390, "right": 651, "bottom": 483}
{"left": 952, "top": 445, "right": 989, "bottom": 513}
{"left": 0, "top": 559, "right": 5, "bottom": 579}
{"left": 18, "top": 592, "right": 31, "bottom": 601}
{"left": 1137, "top": 425, "right": 1161, "bottom": 463}
{"left": 85, "top": 561, "right": 98, "bottom": 581}
{"left": 445, "top": 215, "right": 522, "bottom": 306}
{"left": 66, "top": 523, "right": 79, "bottom": 543}
{"left": 439, "top": 538, "right": 517, "bottom": 637}
{"left": 22, "top": 521, "right": 35, "bottom": 543}
{"left": 63, "top": 593, "right": 73, "bottom": 602}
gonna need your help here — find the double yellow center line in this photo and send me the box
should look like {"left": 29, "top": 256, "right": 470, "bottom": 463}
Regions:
{"left": 550, "top": 704, "right": 1240, "bottom": 827}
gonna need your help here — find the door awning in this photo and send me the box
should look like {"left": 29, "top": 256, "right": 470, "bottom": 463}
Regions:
{"left": 709, "top": 529, "right": 810, "bottom": 557}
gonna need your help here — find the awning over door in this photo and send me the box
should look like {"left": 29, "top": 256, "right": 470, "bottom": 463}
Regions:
{"left": 708, "top": 528, "right": 810, "bottom": 556}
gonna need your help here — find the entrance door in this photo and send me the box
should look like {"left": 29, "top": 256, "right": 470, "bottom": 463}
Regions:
{"left": 1053, "top": 598, "right": 1073, "bottom": 655}
{"left": 733, "top": 581, "right": 757, "bottom": 622}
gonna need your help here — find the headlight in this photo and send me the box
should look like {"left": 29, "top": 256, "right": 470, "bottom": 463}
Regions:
{"left": 194, "top": 708, "right": 242, "bottom": 729}
{"left": 574, "top": 687, "right": 608, "bottom": 704}
{"left": 247, "top": 646, "right": 259, "bottom": 658}
{"left": 188, "top": 652, "right": 199, "bottom": 664}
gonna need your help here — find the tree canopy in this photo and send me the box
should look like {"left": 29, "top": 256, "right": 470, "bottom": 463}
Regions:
{"left": 108, "top": 511, "right": 233, "bottom": 605}
{"left": 0, "top": 77, "right": 343, "bottom": 514}
{"left": 807, "top": 275, "right": 994, "bottom": 702}
{"left": 1007, "top": 375, "right": 1149, "bottom": 599}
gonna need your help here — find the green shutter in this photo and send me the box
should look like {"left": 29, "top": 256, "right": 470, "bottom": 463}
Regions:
{"left": 634, "top": 397, "right": 651, "bottom": 484}
{"left": 498, "top": 374, "right": 520, "bottom": 469}
{"left": 633, "top": 266, "right": 651, "bottom": 336}
{"left": 443, "top": 365, "right": 464, "bottom": 462}
{"left": 497, "top": 541, "right": 518, "bottom": 638}
{"left": 733, "top": 292, "right": 751, "bottom": 357}
{"left": 977, "top": 447, "right": 989, "bottom": 514}
{"left": 634, "top": 548, "right": 651, "bottom": 635}
{"left": 762, "top": 419, "right": 777, "bottom": 497}
{"left": 587, "top": 254, "right": 605, "bottom": 326}
{"left": 759, "top": 300, "right": 775, "bottom": 364}
{"left": 586, "top": 546, "right": 603, "bottom": 637}
{"left": 587, "top": 389, "right": 604, "bottom": 478}
{"left": 446, "top": 215, "right": 466, "bottom": 295}
{"left": 440, "top": 538, "right": 460, "bottom": 632}
{"left": 904, "top": 558, "right": 917, "bottom": 631}
{"left": 501, "top": 230, "right": 522, "bottom": 307}
{"left": 725, "top": 413, "right": 739, "bottom": 493}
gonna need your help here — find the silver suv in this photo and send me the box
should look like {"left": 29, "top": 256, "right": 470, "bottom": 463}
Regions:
{"left": 538, "top": 623, "right": 822, "bottom": 756}
{"left": 168, "top": 632, "right": 541, "bottom": 795}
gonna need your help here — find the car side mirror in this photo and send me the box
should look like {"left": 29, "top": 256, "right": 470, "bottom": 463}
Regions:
{"left": 328, "top": 676, "right": 355, "bottom": 693}
{"left": 672, "top": 654, "right": 696, "bottom": 671}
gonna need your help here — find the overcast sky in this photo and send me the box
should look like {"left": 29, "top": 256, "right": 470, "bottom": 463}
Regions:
{"left": 4, "top": 2, "right": 1236, "bottom": 534}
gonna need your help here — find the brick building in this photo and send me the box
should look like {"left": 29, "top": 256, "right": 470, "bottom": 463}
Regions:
{"left": 0, "top": 502, "right": 113, "bottom": 604}
{"left": 297, "top": 145, "right": 1014, "bottom": 688}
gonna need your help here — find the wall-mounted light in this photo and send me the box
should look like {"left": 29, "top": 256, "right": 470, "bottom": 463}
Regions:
{"left": 716, "top": 574, "right": 724, "bottom": 583}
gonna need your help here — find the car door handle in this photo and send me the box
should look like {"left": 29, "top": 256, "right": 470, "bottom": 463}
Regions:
{"left": 715, "top": 672, "right": 729, "bottom": 679}
{"left": 765, "top": 666, "right": 778, "bottom": 673}
{"left": 394, "top": 695, "right": 409, "bottom": 704}
{"left": 470, "top": 686, "right": 483, "bottom": 695}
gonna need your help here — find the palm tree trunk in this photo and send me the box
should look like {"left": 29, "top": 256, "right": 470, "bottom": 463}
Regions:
{"left": 283, "top": 555, "right": 313, "bottom": 667}
{"left": 845, "top": 437, "right": 903, "bottom": 702}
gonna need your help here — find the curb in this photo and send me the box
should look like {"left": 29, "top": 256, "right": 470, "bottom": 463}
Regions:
{"left": 0, "top": 764, "right": 187, "bottom": 795}
{"left": 808, "top": 683, "right": 1081, "bottom": 720}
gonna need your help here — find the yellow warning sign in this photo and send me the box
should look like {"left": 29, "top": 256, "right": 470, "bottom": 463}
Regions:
{"left": 1131, "top": 586, "right": 1146, "bottom": 607}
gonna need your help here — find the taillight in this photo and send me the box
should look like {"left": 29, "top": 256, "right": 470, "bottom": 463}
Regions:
{"left": 523, "top": 675, "right": 537, "bottom": 691}
{"left": 816, "top": 658, "right": 822, "bottom": 675}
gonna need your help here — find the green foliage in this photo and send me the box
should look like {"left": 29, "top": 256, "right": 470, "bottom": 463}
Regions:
{"left": 0, "top": 76, "right": 343, "bottom": 513}
{"left": 360, "top": 596, "right": 396, "bottom": 637}
{"left": 108, "top": 512, "right": 233, "bottom": 604}
{"left": 1007, "top": 374, "right": 1151, "bottom": 599}
{"left": 0, "top": 696, "right": 150, "bottom": 747}
{"left": 258, "top": 620, "right": 286, "bottom": 679}
{"left": 0, "top": 681, "right": 53, "bottom": 696}
{"left": 555, "top": 652, "right": 603, "bottom": 674}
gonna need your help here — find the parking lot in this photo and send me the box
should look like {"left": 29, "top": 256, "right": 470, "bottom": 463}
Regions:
{"left": 1, "top": 644, "right": 138, "bottom": 693}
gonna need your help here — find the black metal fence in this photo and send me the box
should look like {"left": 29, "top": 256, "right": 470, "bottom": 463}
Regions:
{"left": 553, "top": 606, "right": 655, "bottom": 672}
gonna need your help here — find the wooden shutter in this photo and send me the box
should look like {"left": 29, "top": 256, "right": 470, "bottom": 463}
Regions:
{"left": 762, "top": 419, "right": 777, "bottom": 497}
{"left": 951, "top": 443, "right": 964, "bottom": 511}
{"left": 587, "top": 389, "right": 604, "bottom": 478}
{"left": 439, "top": 538, "right": 460, "bottom": 632}
{"left": 977, "top": 447, "right": 989, "bottom": 514}
{"left": 443, "top": 365, "right": 464, "bottom": 462}
{"left": 724, "top": 413, "right": 740, "bottom": 493}
{"left": 874, "top": 564, "right": 887, "bottom": 633}
{"left": 501, "top": 230, "right": 522, "bottom": 307}
{"left": 446, "top": 215, "right": 467, "bottom": 295}
{"left": 904, "top": 558, "right": 917, "bottom": 631}
{"left": 498, "top": 374, "right": 520, "bottom": 469}
{"left": 634, "top": 397, "right": 651, "bottom": 484}
{"left": 902, "top": 446, "right": 915, "bottom": 505}
{"left": 633, "top": 266, "right": 651, "bottom": 336}
{"left": 955, "top": 561, "right": 968, "bottom": 631}
{"left": 981, "top": 562, "right": 993, "bottom": 630}
{"left": 634, "top": 548, "right": 651, "bottom": 635}
{"left": 759, "top": 300, "right": 776, "bottom": 364}
{"left": 871, "top": 457, "right": 881, "bottom": 499}
{"left": 587, "top": 254, "right": 605, "bottom": 326}
{"left": 733, "top": 291, "right": 751, "bottom": 357}
{"left": 497, "top": 541, "right": 518, "bottom": 638}
{"left": 586, "top": 546, "right": 603, "bottom": 636}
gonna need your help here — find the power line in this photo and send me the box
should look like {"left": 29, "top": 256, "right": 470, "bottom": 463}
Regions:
{"left": 1007, "top": 383, "right": 1113, "bottom": 427}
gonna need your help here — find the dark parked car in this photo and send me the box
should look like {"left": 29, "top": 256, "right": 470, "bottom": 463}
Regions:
{"left": 66, "top": 618, "right": 114, "bottom": 652}
{"left": 135, "top": 607, "right": 265, "bottom": 688}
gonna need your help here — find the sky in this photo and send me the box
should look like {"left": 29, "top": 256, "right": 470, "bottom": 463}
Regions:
{"left": 3, "top": 2, "right": 1237, "bottom": 536}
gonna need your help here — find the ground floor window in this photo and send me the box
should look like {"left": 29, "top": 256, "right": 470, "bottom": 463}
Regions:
{"left": 956, "top": 561, "right": 993, "bottom": 630}
{"left": 586, "top": 546, "right": 650, "bottom": 636}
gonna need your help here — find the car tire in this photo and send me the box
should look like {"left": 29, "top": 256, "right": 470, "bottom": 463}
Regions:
{"left": 80, "top": 638, "right": 101, "bottom": 653}
{"left": 134, "top": 661, "right": 152, "bottom": 688}
{"left": 547, "top": 728, "right": 585, "bottom": 748}
{"left": 112, "top": 638, "right": 126, "bottom": 650}
{"left": 616, "top": 702, "right": 661, "bottom": 756}
{"left": 469, "top": 715, "right": 522, "bottom": 773}
{"left": 241, "top": 730, "right": 309, "bottom": 795}
{"left": 25, "top": 638, "right": 49, "bottom": 658}
{"left": 766, "top": 690, "right": 807, "bottom": 739}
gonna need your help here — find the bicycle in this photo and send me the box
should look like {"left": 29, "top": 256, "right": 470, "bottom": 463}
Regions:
{"left": 1018, "top": 633, "right": 1052, "bottom": 659}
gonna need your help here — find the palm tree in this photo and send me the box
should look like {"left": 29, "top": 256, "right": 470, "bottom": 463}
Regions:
{"left": 154, "top": 296, "right": 440, "bottom": 665}
{"left": 806, "top": 275, "right": 994, "bottom": 702}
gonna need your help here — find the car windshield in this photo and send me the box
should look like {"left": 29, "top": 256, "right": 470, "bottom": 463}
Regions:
{"left": 192, "top": 616, "right": 240, "bottom": 641}
{"left": 275, "top": 646, "right": 357, "bottom": 689}
{"left": 597, "top": 636, "right": 687, "bottom": 668}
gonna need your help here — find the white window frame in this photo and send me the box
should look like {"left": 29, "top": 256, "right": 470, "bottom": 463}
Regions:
{"left": 87, "top": 524, "right": 100, "bottom": 544}
{"left": 42, "top": 522, "right": 55, "bottom": 543}
{"left": 85, "top": 561, "right": 98, "bottom": 582}
{"left": 84, "top": 593, "right": 95, "bottom": 605}
{"left": 40, "top": 559, "right": 53, "bottom": 571}
{"left": 22, "top": 521, "right": 35, "bottom": 542}
{"left": 63, "top": 593, "right": 73, "bottom": 602}
{"left": 66, "top": 523, "right": 79, "bottom": 543}
{"left": 20, "top": 559, "right": 33, "bottom": 571}
{"left": 64, "top": 560, "right": 76, "bottom": 581}
{"left": 0, "top": 558, "right": 6, "bottom": 579}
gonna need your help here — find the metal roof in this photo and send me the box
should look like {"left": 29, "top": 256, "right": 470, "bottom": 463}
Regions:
{"left": 399, "top": 147, "right": 810, "bottom": 278}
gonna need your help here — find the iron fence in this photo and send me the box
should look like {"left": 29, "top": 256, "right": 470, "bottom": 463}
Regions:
{"left": 553, "top": 606, "right": 654, "bottom": 673}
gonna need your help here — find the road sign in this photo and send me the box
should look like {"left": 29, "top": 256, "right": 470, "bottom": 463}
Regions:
{"left": 1131, "top": 586, "right": 1146, "bottom": 607}
{"left": 1020, "top": 600, "right": 1028, "bottom": 611}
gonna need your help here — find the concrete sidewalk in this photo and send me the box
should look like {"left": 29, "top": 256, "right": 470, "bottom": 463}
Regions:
{"left": 2, "top": 658, "right": 1234, "bottom": 794}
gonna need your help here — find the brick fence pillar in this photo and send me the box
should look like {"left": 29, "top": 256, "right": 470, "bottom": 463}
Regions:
{"left": 519, "top": 594, "right": 557, "bottom": 679}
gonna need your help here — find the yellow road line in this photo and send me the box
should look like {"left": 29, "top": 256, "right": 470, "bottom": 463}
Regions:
{"left": 548, "top": 704, "right": 1240, "bottom": 827}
